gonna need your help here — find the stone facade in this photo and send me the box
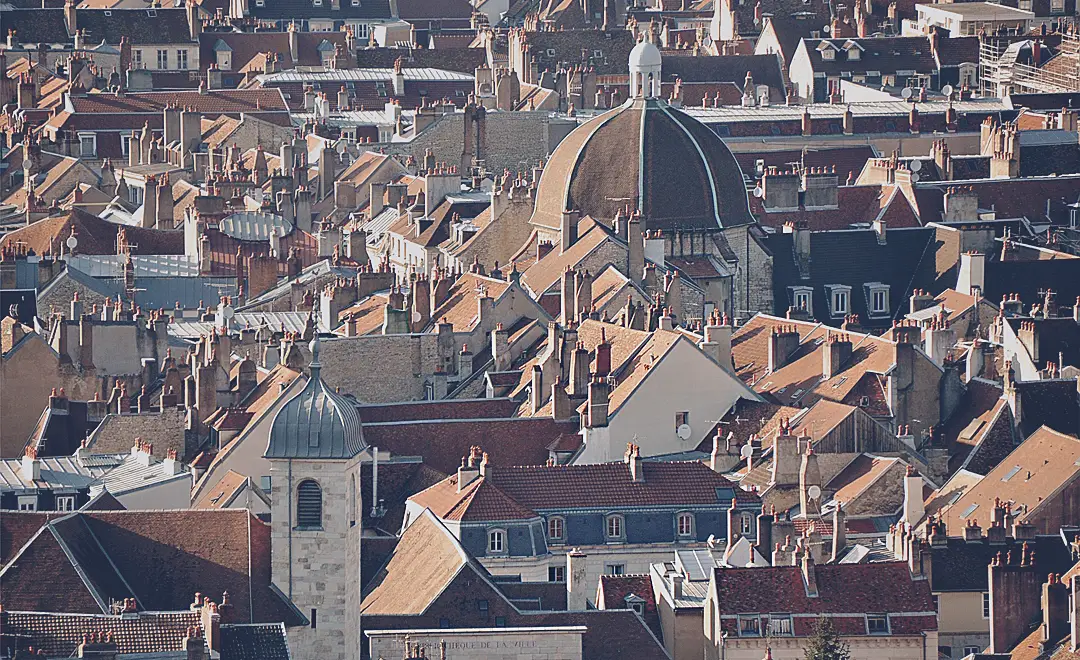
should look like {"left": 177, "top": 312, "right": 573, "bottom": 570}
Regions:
{"left": 367, "top": 627, "right": 587, "bottom": 660}
{"left": 269, "top": 456, "right": 363, "bottom": 660}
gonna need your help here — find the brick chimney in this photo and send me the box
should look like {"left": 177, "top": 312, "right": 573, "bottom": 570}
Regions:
{"left": 822, "top": 332, "right": 852, "bottom": 379}
{"left": 457, "top": 446, "right": 481, "bottom": 491}
{"left": 560, "top": 209, "right": 579, "bottom": 254}
{"left": 594, "top": 329, "right": 611, "bottom": 376}
{"left": 586, "top": 376, "right": 609, "bottom": 427}
{"left": 989, "top": 544, "right": 1042, "bottom": 653}
{"left": 701, "top": 314, "right": 734, "bottom": 369}
{"left": 909, "top": 289, "right": 935, "bottom": 314}
{"left": 762, "top": 167, "right": 799, "bottom": 210}
{"left": 726, "top": 497, "right": 740, "bottom": 549}
{"left": 77, "top": 632, "right": 117, "bottom": 659}
{"left": 767, "top": 324, "right": 800, "bottom": 372}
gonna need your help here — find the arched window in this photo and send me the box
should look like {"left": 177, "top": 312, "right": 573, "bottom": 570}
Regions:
{"left": 606, "top": 514, "right": 624, "bottom": 541}
{"left": 548, "top": 516, "right": 565, "bottom": 542}
{"left": 676, "top": 512, "right": 695, "bottom": 538}
{"left": 488, "top": 529, "right": 506, "bottom": 555}
{"left": 296, "top": 480, "right": 323, "bottom": 529}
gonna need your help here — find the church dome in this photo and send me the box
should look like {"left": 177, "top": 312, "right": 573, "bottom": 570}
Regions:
{"left": 531, "top": 97, "right": 755, "bottom": 233}
{"left": 266, "top": 336, "right": 365, "bottom": 460}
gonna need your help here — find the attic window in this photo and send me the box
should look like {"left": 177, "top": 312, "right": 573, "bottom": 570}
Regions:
{"left": 147, "top": 8, "right": 157, "bottom": 16}
{"left": 352, "top": 0, "right": 360, "bottom": 4}
{"left": 847, "top": 48, "right": 860, "bottom": 60}
{"left": 960, "top": 503, "right": 979, "bottom": 518}
{"left": 103, "top": 9, "right": 111, "bottom": 15}
{"left": 256, "top": 0, "right": 265, "bottom": 5}
{"left": 593, "top": 49, "right": 603, "bottom": 58}
{"left": 313, "top": 0, "right": 323, "bottom": 6}
{"left": 821, "top": 49, "right": 835, "bottom": 61}
{"left": 790, "top": 389, "right": 804, "bottom": 399}
{"left": 739, "top": 615, "right": 761, "bottom": 637}
{"left": 1002, "top": 465, "right": 1023, "bottom": 482}
{"left": 546, "top": 48, "right": 556, "bottom": 57}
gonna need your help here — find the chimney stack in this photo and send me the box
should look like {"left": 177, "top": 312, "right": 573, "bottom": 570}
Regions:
{"left": 625, "top": 443, "right": 643, "bottom": 482}
{"left": 768, "top": 325, "right": 800, "bottom": 372}
{"left": 566, "top": 549, "right": 589, "bottom": 610}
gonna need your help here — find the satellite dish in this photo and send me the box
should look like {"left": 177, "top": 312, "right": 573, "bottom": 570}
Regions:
{"left": 336, "top": 141, "right": 347, "bottom": 155}
{"left": 740, "top": 444, "right": 754, "bottom": 459}
{"left": 66, "top": 235, "right": 78, "bottom": 250}
{"left": 753, "top": 186, "right": 764, "bottom": 198}
{"left": 411, "top": 309, "right": 422, "bottom": 323}
{"left": 677, "top": 423, "right": 692, "bottom": 440}
{"left": 910, "top": 159, "right": 922, "bottom": 172}
{"left": 222, "top": 305, "right": 235, "bottom": 320}
{"left": 910, "top": 171, "right": 921, "bottom": 183}
{"left": 942, "top": 84, "right": 954, "bottom": 98}
{"left": 901, "top": 87, "right": 913, "bottom": 100}
{"left": 808, "top": 485, "right": 822, "bottom": 500}
{"left": 823, "top": 23, "right": 831, "bottom": 33}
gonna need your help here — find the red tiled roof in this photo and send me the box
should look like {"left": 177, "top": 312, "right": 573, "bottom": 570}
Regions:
{"left": 711, "top": 562, "right": 936, "bottom": 621}
{"left": 0, "top": 610, "right": 199, "bottom": 657}
{"left": 356, "top": 398, "right": 520, "bottom": 423}
{"left": 69, "top": 89, "right": 289, "bottom": 114}
{"left": 484, "top": 460, "right": 757, "bottom": 510}
{"left": 0, "top": 208, "right": 185, "bottom": 256}
{"left": 409, "top": 475, "right": 539, "bottom": 522}
{"left": 597, "top": 574, "right": 663, "bottom": 640}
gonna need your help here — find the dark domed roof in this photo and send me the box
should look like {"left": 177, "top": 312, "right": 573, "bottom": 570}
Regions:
{"left": 266, "top": 336, "right": 365, "bottom": 460}
{"left": 532, "top": 97, "right": 755, "bottom": 233}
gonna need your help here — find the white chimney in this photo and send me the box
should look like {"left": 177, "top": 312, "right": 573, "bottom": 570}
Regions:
{"left": 902, "top": 465, "right": 925, "bottom": 525}
{"left": 21, "top": 451, "right": 41, "bottom": 481}
{"left": 567, "top": 549, "right": 589, "bottom": 610}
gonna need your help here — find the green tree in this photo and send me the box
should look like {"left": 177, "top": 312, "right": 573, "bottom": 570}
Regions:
{"left": 804, "top": 616, "right": 851, "bottom": 660}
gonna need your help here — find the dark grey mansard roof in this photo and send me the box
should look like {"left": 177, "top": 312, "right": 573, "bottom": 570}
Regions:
{"left": 265, "top": 335, "right": 365, "bottom": 459}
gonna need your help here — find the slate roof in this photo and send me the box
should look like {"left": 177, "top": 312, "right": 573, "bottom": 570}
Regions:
{"left": 799, "top": 37, "right": 938, "bottom": 76}
{"left": 664, "top": 54, "right": 785, "bottom": 93}
{"left": 1013, "top": 378, "right": 1079, "bottom": 437}
{"left": 928, "top": 534, "right": 1074, "bottom": 593}
{"left": 597, "top": 574, "right": 663, "bottom": 641}
{"left": 766, "top": 226, "right": 937, "bottom": 327}
{"left": 67, "top": 89, "right": 289, "bottom": 114}
{"left": 218, "top": 623, "right": 291, "bottom": 660}
{"left": 354, "top": 46, "right": 486, "bottom": 73}
{"left": 521, "top": 29, "right": 637, "bottom": 76}
{"left": 0, "top": 510, "right": 305, "bottom": 625}
{"left": 936, "top": 378, "right": 1009, "bottom": 474}
{"left": 74, "top": 8, "right": 195, "bottom": 45}
{"left": 0, "top": 9, "right": 70, "bottom": 44}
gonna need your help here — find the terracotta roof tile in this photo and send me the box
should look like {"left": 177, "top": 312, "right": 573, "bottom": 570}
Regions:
{"left": 410, "top": 475, "right": 539, "bottom": 522}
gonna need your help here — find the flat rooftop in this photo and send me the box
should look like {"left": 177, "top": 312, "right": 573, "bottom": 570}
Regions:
{"left": 917, "top": 2, "right": 1035, "bottom": 20}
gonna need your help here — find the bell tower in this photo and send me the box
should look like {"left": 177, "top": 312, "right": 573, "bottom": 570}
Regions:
{"left": 266, "top": 336, "right": 366, "bottom": 660}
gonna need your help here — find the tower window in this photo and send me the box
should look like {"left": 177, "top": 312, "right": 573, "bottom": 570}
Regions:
{"left": 296, "top": 479, "right": 323, "bottom": 529}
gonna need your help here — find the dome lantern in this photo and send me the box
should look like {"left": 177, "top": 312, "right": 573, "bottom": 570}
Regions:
{"left": 629, "top": 36, "right": 662, "bottom": 99}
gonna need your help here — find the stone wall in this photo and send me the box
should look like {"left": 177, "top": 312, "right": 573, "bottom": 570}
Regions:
{"left": 368, "top": 627, "right": 586, "bottom": 660}
{"left": 269, "top": 457, "right": 362, "bottom": 660}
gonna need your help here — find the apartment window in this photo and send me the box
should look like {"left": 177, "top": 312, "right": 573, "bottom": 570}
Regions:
{"left": 871, "top": 288, "right": 888, "bottom": 314}
{"left": 983, "top": 592, "right": 990, "bottom": 618}
{"left": 867, "top": 614, "right": 889, "bottom": 634}
{"left": 739, "top": 614, "right": 761, "bottom": 637}
{"left": 120, "top": 135, "right": 132, "bottom": 157}
{"left": 259, "top": 475, "right": 272, "bottom": 493}
{"left": 56, "top": 495, "right": 76, "bottom": 512}
{"left": 768, "top": 614, "right": 793, "bottom": 636}
{"left": 939, "top": 646, "right": 952, "bottom": 659}
{"left": 964, "top": 646, "right": 981, "bottom": 656}
{"left": 821, "top": 49, "right": 835, "bottom": 60}
{"left": 794, "top": 289, "right": 811, "bottom": 312}
{"left": 18, "top": 496, "right": 38, "bottom": 511}
{"left": 548, "top": 516, "right": 565, "bottom": 542}
{"left": 827, "top": 286, "right": 850, "bottom": 317}
{"left": 488, "top": 529, "right": 505, "bottom": 554}
{"left": 354, "top": 22, "right": 370, "bottom": 37}
{"left": 606, "top": 514, "right": 624, "bottom": 541}
{"left": 133, "top": 49, "right": 143, "bottom": 68}
{"left": 295, "top": 480, "right": 322, "bottom": 528}
{"left": 477, "top": 599, "right": 489, "bottom": 614}
{"left": 605, "top": 563, "right": 626, "bottom": 575}
{"left": 156, "top": 49, "right": 168, "bottom": 70}
{"left": 78, "top": 133, "right": 96, "bottom": 158}
{"left": 176, "top": 49, "right": 188, "bottom": 70}
{"left": 675, "top": 411, "right": 689, "bottom": 430}
{"left": 494, "top": 616, "right": 506, "bottom": 627}
{"left": 741, "top": 512, "right": 753, "bottom": 535}
{"left": 1051, "top": 0, "right": 1064, "bottom": 11}
{"left": 676, "top": 512, "right": 695, "bottom": 538}
{"left": 548, "top": 566, "right": 565, "bottom": 582}
{"left": 847, "top": 48, "right": 861, "bottom": 60}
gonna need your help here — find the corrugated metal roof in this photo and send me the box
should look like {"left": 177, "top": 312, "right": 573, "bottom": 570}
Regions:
{"left": 684, "top": 98, "right": 1009, "bottom": 122}
{"left": 168, "top": 311, "right": 310, "bottom": 340}
{"left": 68, "top": 254, "right": 203, "bottom": 278}
{"left": 257, "top": 67, "right": 474, "bottom": 83}
{"left": 219, "top": 212, "right": 293, "bottom": 243}
{"left": 97, "top": 455, "right": 190, "bottom": 495}
{"left": 238, "top": 261, "right": 357, "bottom": 309}
{"left": 0, "top": 456, "right": 102, "bottom": 490}
{"left": 362, "top": 206, "right": 399, "bottom": 243}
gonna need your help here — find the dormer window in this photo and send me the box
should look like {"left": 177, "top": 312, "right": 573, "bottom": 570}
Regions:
{"left": 606, "top": 514, "right": 624, "bottom": 542}
{"left": 790, "top": 286, "right": 813, "bottom": 316}
{"left": 826, "top": 285, "right": 851, "bottom": 317}
{"left": 487, "top": 528, "right": 506, "bottom": 555}
{"left": 867, "top": 283, "right": 889, "bottom": 316}
{"left": 739, "top": 615, "right": 761, "bottom": 637}
{"left": 821, "top": 49, "right": 835, "bottom": 60}
{"left": 847, "top": 48, "right": 860, "bottom": 60}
